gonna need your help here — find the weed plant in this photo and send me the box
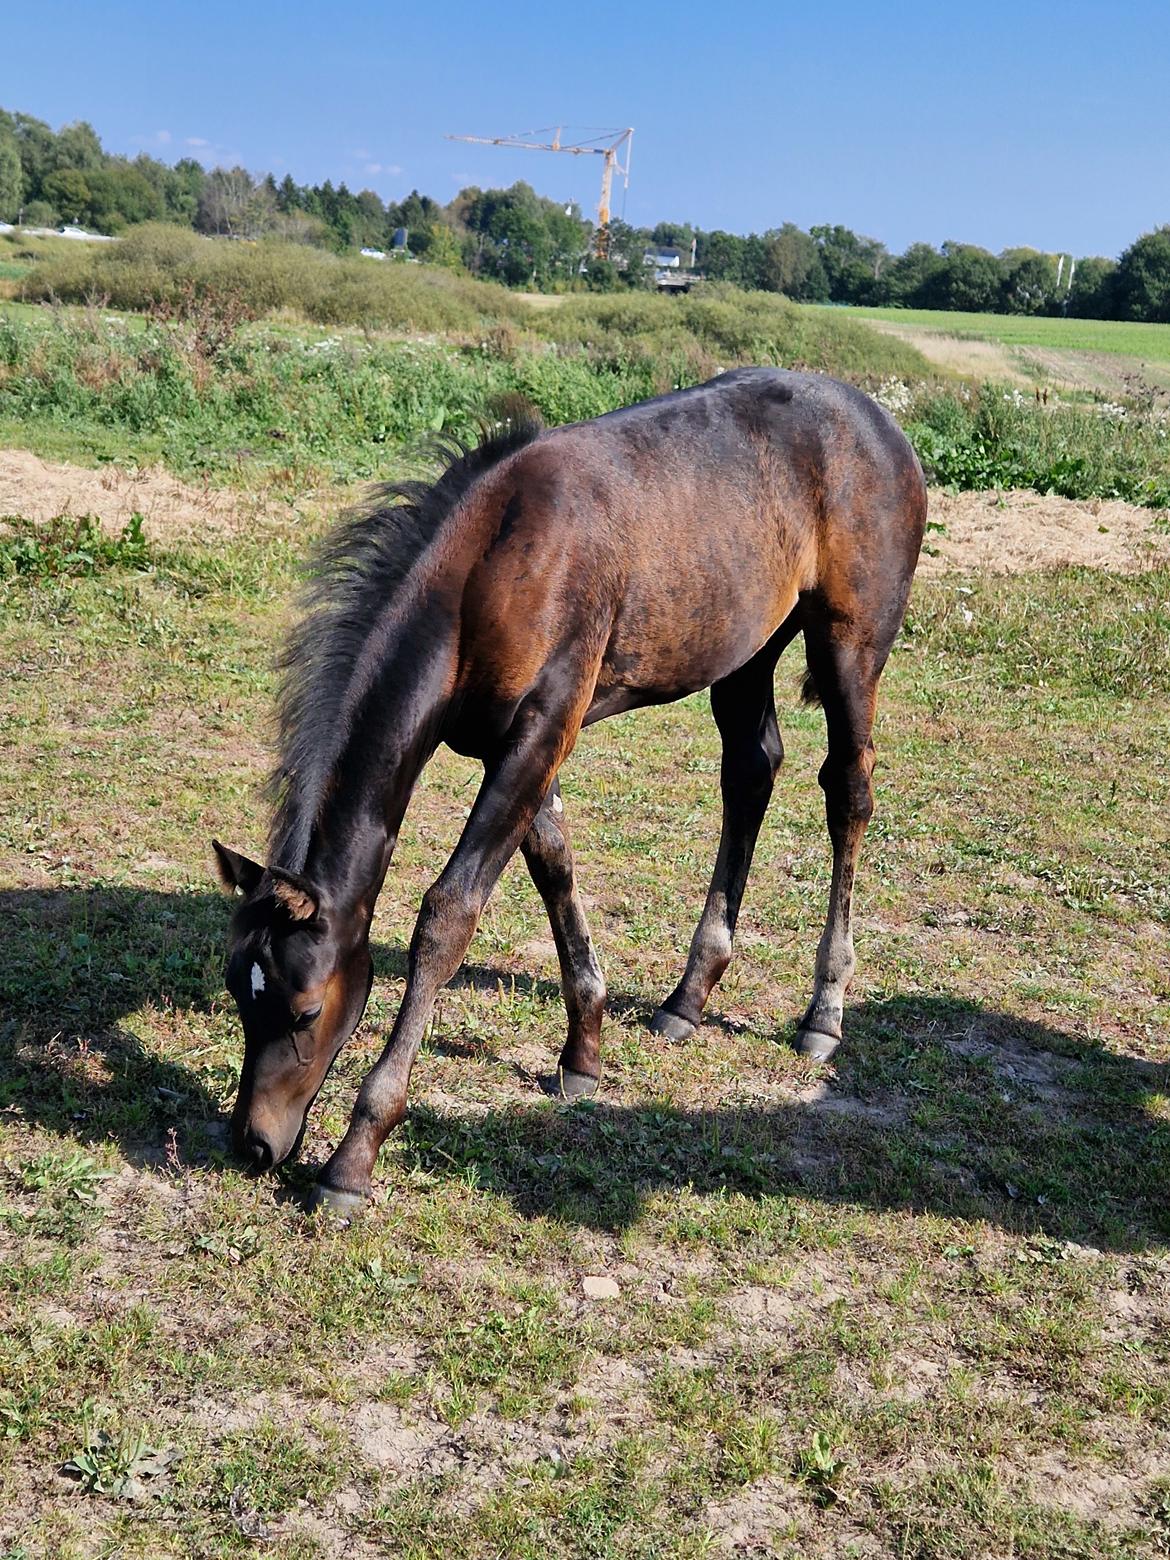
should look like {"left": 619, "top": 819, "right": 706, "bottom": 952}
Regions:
{"left": 905, "top": 383, "right": 1170, "bottom": 506}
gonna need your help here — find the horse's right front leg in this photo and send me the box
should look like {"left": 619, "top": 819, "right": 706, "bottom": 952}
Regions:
{"left": 312, "top": 701, "right": 587, "bottom": 1217}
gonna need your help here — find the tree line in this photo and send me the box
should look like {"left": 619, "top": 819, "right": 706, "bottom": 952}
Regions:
{"left": 2, "top": 106, "right": 1168, "bottom": 323}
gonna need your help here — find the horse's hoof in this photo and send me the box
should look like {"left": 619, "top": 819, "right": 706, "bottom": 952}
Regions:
{"left": 794, "top": 1029, "right": 841, "bottom": 1062}
{"left": 649, "top": 1007, "right": 696, "bottom": 1042}
{"left": 556, "top": 1066, "right": 600, "bottom": 1101}
{"left": 307, "top": 1182, "right": 369, "bottom": 1223}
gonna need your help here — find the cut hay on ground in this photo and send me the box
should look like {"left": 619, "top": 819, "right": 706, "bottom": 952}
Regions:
{"left": 0, "top": 449, "right": 292, "bottom": 539}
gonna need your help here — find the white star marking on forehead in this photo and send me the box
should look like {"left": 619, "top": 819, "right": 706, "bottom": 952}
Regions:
{"left": 250, "top": 962, "right": 266, "bottom": 998}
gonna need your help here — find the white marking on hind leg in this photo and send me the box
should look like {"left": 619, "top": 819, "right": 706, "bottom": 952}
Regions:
{"left": 251, "top": 962, "right": 266, "bottom": 997}
{"left": 552, "top": 793, "right": 564, "bottom": 815}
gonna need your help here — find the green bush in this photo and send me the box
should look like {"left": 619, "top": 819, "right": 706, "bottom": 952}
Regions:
{"left": 534, "top": 285, "right": 927, "bottom": 381}
{"left": 21, "top": 224, "right": 526, "bottom": 335}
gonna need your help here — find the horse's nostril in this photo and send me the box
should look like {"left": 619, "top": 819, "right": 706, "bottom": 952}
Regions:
{"left": 243, "top": 1130, "right": 274, "bottom": 1172}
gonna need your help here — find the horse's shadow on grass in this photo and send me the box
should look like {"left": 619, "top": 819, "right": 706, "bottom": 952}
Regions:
{"left": 1, "top": 884, "right": 1167, "bottom": 1252}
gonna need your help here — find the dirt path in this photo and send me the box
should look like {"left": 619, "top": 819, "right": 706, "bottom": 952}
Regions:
{"left": 1, "top": 448, "right": 1166, "bottom": 574}
{"left": 864, "top": 318, "right": 1170, "bottom": 398}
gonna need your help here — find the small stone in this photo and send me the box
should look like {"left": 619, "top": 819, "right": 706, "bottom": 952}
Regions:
{"left": 582, "top": 1275, "right": 620, "bottom": 1300}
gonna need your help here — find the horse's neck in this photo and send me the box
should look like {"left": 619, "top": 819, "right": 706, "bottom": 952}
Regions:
{"left": 296, "top": 599, "right": 460, "bottom": 908}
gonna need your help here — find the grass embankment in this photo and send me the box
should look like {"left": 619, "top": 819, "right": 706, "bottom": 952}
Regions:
{"left": 0, "top": 508, "right": 1168, "bottom": 1554}
{"left": 16, "top": 225, "right": 926, "bottom": 383}
{"left": 0, "top": 272, "right": 927, "bottom": 490}
{"left": 0, "top": 230, "right": 80, "bottom": 289}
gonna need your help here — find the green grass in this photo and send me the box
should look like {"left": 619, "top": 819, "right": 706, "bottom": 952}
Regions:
{"left": 834, "top": 303, "right": 1170, "bottom": 362}
{"left": 0, "top": 510, "right": 1167, "bottom": 1555}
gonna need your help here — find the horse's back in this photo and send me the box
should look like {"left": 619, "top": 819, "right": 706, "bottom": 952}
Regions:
{"left": 455, "top": 370, "right": 925, "bottom": 726}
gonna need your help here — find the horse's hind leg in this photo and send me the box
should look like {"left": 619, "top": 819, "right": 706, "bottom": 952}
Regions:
{"left": 651, "top": 641, "right": 787, "bottom": 1042}
{"left": 520, "top": 778, "right": 607, "bottom": 1099}
{"left": 794, "top": 623, "right": 883, "bottom": 1062}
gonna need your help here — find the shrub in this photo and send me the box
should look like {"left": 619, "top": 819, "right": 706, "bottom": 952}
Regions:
{"left": 21, "top": 225, "right": 526, "bottom": 335}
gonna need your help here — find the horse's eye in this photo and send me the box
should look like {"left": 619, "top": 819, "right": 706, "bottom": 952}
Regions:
{"left": 294, "top": 1005, "right": 322, "bottom": 1030}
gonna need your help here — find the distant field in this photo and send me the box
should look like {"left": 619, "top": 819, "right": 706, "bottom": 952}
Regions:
{"left": 833, "top": 305, "right": 1170, "bottom": 364}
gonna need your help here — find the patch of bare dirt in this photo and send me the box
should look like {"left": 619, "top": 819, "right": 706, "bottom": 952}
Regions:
{"left": 0, "top": 448, "right": 293, "bottom": 539}
{"left": 1027, "top": 1452, "right": 1148, "bottom": 1529}
{"left": 702, "top": 1476, "right": 806, "bottom": 1554}
{"left": 921, "top": 487, "right": 1170, "bottom": 575}
{"left": 351, "top": 1401, "right": 464, "bottom": 1476}
{"left": 4, "top": 448, "right": 1164, "bottom": 577}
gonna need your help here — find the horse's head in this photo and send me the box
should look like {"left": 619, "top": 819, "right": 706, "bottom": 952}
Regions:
{"left": 213, "top": 841, "right": 374, "bottom": 1170}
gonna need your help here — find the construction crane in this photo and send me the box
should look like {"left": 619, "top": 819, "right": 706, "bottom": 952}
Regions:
{"left": 445, "top": 126, "right": 633, "bottom": 258}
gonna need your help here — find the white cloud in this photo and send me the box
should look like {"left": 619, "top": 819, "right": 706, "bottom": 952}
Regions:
{"left": 127, "top": 129, "right": 174, "bottom": 151}
{"left": 185, "top": 136, "right": 211, "bottom": 149}
{"left": 363, "top": 161, "right": 402, "bottom": 177}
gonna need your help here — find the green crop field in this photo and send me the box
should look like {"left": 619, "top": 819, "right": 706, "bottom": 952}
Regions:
{"left": 832, "top": 304, "right": 1170, "bottom": 363}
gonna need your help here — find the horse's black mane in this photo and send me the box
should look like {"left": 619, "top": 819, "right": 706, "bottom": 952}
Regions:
{"left": 267, "top": 414, "right": 543, "bottom": 867}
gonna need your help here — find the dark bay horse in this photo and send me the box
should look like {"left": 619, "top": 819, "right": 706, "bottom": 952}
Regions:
{"left": 213, "top": 368, "right": 926, "bottom": 1217}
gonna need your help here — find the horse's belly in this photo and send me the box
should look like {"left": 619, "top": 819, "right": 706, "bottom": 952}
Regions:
{"left": 595, "top": 579, "right": 798, "bottom": 711}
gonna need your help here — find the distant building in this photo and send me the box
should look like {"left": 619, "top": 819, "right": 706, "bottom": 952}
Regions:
{"left": 643, "top": 247, "right": 682, "bottom": 270}
{"left": 360, "top": 247, "right": 386, "bottom": 260}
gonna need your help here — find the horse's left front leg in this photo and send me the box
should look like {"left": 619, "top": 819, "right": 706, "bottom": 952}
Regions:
{"left": 312, "top": 698, "right": 588, "bottom": 1217}
{"left": 520, "top": 779, "right": 607, "bottom": 1100}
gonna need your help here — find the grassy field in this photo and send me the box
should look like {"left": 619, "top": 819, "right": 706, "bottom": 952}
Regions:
{"left": 1, "top": 488, "right": 1168, "bottom": 1555}
{"left": 1, "top": 241, "right": 1169, "bottom": 1553}
{"left": 833, "top": 305, "right": 1170, "bottom": 363}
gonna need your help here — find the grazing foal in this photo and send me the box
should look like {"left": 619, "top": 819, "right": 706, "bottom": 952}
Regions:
{"left": 214, "top": 368, "right": 926, "bottom": 1215}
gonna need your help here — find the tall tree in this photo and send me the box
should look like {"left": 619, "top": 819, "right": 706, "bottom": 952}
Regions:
{"left": 1065, "top": 256, "right": 1116, "bottom": 319}
{"left": 196, "top": 166, "right": 257, "bottom": 237}
{"left": 810, "top": 224, "right": 888, "bottom": 303}
{"left": 760, "top": 224, "right": 828, "bottom": 300}
{"left": 921, "top": 242, "right": 1003, "bottom": 312}
{"left": 0, "top": 133, "right": 20, "bottom": 220}
{"left": 1113, "top": 226, "right": 1170, "bottom": 322}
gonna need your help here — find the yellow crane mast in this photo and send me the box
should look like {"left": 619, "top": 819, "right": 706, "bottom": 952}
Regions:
{"left": 445, "top": 126, "right": 634, "bottom": 258}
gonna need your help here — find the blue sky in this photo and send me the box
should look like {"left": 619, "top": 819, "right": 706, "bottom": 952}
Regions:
{"left": 5, "top": 0, "right": 1166, "bottom": 258}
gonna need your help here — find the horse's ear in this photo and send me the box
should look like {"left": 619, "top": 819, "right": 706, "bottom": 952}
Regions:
{"left": 268, "top": 866, "right": 320, "bottom": 923}
{"left": 212, "top": 840, "right": 265, "bottom": 898}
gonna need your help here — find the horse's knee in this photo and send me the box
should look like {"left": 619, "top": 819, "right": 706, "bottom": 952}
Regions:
{"left": 818, "top": 751, "right": 875, "bottom": 831}
{"left": 413, "top": 881, "right": 479, "bottom": 983}
{"left": 524, "top": 810, "right": 574, "bottom": 898}
{"left": 724, "top": 726, "right": 783, "bottom": 806}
